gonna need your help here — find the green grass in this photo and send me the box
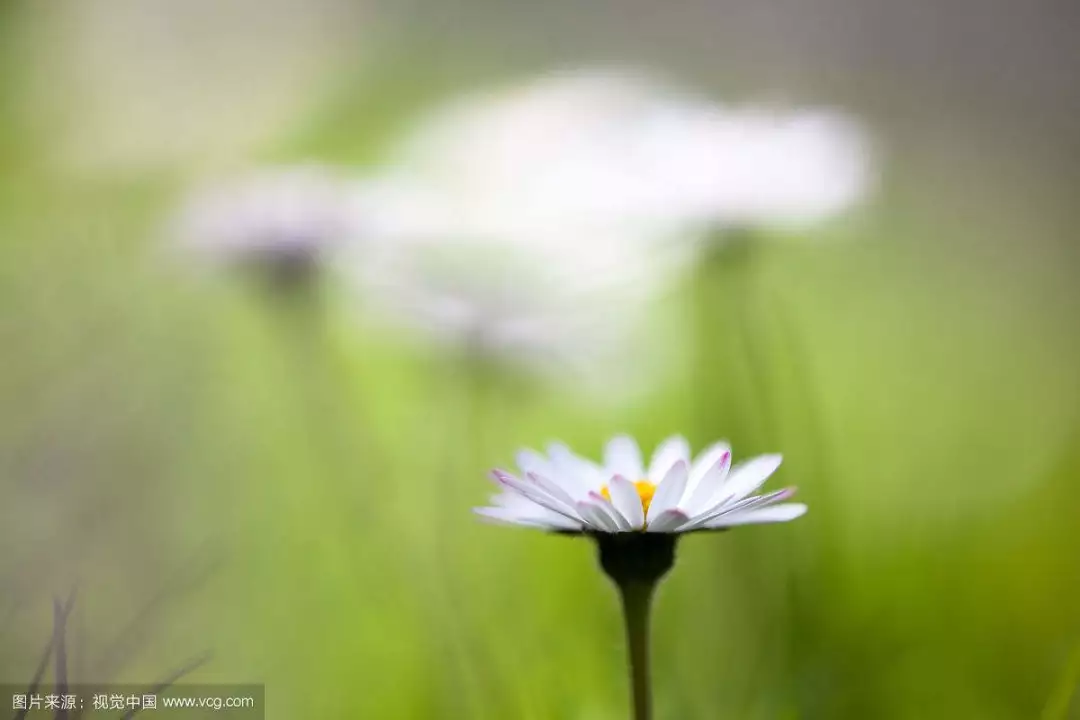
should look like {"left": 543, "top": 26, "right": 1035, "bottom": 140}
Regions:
{"left": 2, "top": 65, "right": 1079, "bottom": 720}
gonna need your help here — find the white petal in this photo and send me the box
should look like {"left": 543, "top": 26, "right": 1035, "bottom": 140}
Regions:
{"left": 647, "top": 435, "right": 690, "bottom": 484}
{"left": 473, "top": 507, "right": 542, "bottom": 528}
{"left": 516, "top": 449, "right": 554, "bottom": 478}
{"left": 491, "top": 492, "right": 534, "bottom": 510}
{"left": 607, "top": 475, "right": 646, "bottom": 529}
{"left": 683, "top": 487, "right": 796, "bottom": 530}
{"left": 645, "top": 460, "right": 688, "bottom": 523}
{"left": 684, "top": 441, "right": 731, "bottom": 499}
{"left": 492, "top": 470, "right": 583, "bottom": 524}
{"left": 576, "top": 500, "right": 618, "bottom": 532}
{"left": 708, "top": 487, "right": 793, "bottom": 519}
{"left": 645, "top": 508, "right": 690, "bottom": 533}
{"left": 603, "top": 435, "right": 644, "bottom": 480}
{"left": 491, "top": 493, "right": 582, "bottom": 526}
{"left": 547, "top": 442, "right": 604, "bottom": 493}
{"left": 527, "top": 471, "right": 582, "bottom": 509}
{"left": 474, "top": 506, "right": 583, "bottom": 531}
{"left": 682, "top": 451, "right": 732, "bottom": 515}
{"left": 702, "top": 503, "right": 807, "bottom": 529}
{"left": 587, "top": 491, "right": 633, "bottom": 531}
{"left": 715, "top": 454, "right": 782, "bottom": 506}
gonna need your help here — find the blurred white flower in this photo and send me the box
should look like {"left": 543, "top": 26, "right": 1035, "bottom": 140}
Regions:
{"left": 343, "top": 68, "right": 873, "bottom": 387}
{"left": 170, "top": 165, "right": 363, "bottom": 282}
{"left": 347, "top": 178, "right": 669, "bottom": 384}
{"left": 475, "top": 434, "right": 806, "bottom": 533}
{"left": 640, "top": 105, "right": 874, "bottom": 230}
{"left": 372, "top": 69, "right": 874, "bottom": 237}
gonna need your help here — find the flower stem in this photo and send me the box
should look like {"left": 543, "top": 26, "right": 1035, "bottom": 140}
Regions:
{"left": 594, "top": 533, "right": 677, "bottom": 720}
{"left": 619, "top": 580, "right": 657, "bottom": 720}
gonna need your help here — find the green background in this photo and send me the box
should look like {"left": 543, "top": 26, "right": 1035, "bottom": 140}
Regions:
{"left": 2, "top": 1, "right": 1080, "bottom": 717}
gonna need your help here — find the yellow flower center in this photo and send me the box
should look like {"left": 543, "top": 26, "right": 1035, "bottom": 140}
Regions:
{"left": 601, "top": 480, "right": 657, "bottom": 516}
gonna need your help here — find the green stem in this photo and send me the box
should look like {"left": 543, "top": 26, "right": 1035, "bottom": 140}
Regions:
{"left": 1042, "top": 638, "right": 1080, "bottom": 720}
{"left": 596, "top": 534, "right": 675, "bottom": 720}
{"left": 619, "top": 580, "right": 657, "bottom": 720}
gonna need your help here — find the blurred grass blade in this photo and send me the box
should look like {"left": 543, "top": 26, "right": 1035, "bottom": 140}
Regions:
{"left": 1042, "top": 641, "right": 1080, "bottom": 720}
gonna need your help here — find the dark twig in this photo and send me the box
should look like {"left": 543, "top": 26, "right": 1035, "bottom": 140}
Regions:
{"left": 70, "top": 554, "right": 217, "bottom": 720}
{"left": 53, "top": 595, "right": 72, "bottom": 719}
{"left": 12, "top": 636, "right": 52, "bottom": 720}
{"left": 14, "top": 587, "right": 76, "bottom": 720}
{"left": 119, "top": 651, "right": 214, "bottom": 720}
{"left": 94, "top": 554, "right": 219, "bottom": 682}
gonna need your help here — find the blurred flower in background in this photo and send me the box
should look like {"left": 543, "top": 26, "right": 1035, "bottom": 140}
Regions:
{"left": 155, "top": 68, "right": 874, "bottom": 394}
{"left": 169, "top": 165, "right": 364, "bottom": 287}
{"left": 344, "top": 176, "right": 667, "bottom": 391}
{"left": 337, "top": 73, "right": 685, "bottom": 392}
{"left": 338, "top": 69, "right": 873, "bottom": 393}
{"left": 363, "top": 69, "right": 873, "bottom": 241}
{"left": 661, "top": 107, "right": 874, "bottom": 232}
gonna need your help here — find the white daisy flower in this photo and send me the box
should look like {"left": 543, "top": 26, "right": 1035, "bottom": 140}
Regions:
{"left": 344, "top": 175, "right": 674, "bottom": 389}
{"left": 475, "top": 435, "right": 807, "bottom": 534}
{"left": 170, "top": 165, "right": 362, "bottom": 281}
{"left": 364, "top": 68, "right": 872, "bottom": 240}
{"left": 344, "top": 69, "right": 871, "bottom": 389}
{"left": 640, "top": 104, "right": 874, "bottom": 230}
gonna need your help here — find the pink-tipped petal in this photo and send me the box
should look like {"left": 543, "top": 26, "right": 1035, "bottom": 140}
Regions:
{"left": 716, "top": 454, "right": 783, "bottom": 505}
{"left": 685, "top": 441, "right": 732, "bottom": 496}
{"left": 489, "top": 468, "right": 519, "bottom": 486}
{"left": 683, "top": 452, "right": 732, "bottom": 515}
{"left": 702, "top": 503, "right": 807, "bottom": 529}
{"left": 684, "top": 487, "right": 797, "bottom": 530}
{"left": 527, "top": 471, "right": 580, "bottom": 510}
{"left": 494, "top": 471, "right": 583, "bottom": 524}
{"left": 474, "top": 506, "right": 583, "bottom": 531}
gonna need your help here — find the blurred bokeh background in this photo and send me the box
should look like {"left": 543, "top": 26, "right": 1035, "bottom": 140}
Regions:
{"left": 2, "top": 0, "right": 1080, "bottom": 717}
